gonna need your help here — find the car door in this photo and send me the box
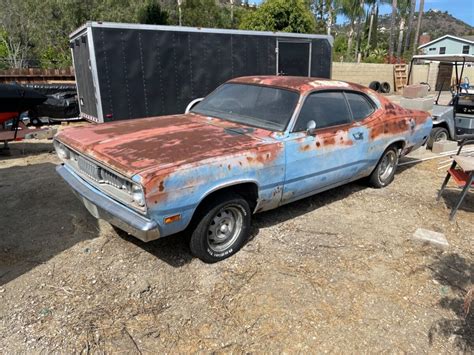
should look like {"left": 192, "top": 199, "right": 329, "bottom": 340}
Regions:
{"left": 282, "top": 91, "right": 370, "bottom": 203}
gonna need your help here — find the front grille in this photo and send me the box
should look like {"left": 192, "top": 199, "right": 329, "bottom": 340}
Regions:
{"left": 101, "top": 168, "right": 130, "bottom": 191}
{"left": 73, "top": 152, "right": 132, "bottom": 193}
{"left": 77, "top": 155, "right": 102, "bottom": 181}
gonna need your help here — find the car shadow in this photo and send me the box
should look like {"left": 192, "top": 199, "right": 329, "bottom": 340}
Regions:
{"left": 116, "top": 229, "right": 193, "bottom": 267}
{"left": 427, "top": 253, "right": 473, "bottom": 352}
{"left": 0, "top": 162, "right": 99, "bottom": 286}
{"left": 115, "top": 180, "right": 370, "bottom": 266}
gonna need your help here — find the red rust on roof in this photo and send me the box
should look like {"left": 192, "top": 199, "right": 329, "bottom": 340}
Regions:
{"left": 230, "top": 76, "right": 358, "bottom": 93}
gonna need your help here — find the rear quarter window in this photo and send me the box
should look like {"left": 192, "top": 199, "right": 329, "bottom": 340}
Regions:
{"left": 345, "top": 92, "right": 375, "bottom": 121}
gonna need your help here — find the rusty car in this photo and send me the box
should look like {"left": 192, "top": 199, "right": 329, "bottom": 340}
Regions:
{"left": 54, "top": 76, "right": 432, "bottom": 263}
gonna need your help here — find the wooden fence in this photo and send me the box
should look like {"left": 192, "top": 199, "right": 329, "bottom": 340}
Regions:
{"left": 0, "top": 67, "right": 75, "bottom": 83}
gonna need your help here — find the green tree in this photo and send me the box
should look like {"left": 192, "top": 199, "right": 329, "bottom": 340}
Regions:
{"left": 239, "top": 0, "right": 316, "bottom": 33}
{"left": 339, "top": 0, "right": 364, "bottom": 59}
{"left": 182, "top": 0, "right": 227, "bottom": 28}
{"left": 138, "top": 1, "right": 170, "bottom": 25}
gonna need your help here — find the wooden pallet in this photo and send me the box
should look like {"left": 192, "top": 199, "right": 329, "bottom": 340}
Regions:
{"left": 394, "top": 64, "right": 407, "bottom": 92}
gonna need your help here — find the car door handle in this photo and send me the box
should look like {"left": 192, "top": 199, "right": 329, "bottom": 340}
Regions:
{"left": 352, "top": 132, "right": 364, "bottom": 140}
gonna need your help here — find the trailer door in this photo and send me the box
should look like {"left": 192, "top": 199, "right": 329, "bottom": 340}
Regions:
{"left": 71, "top": 32, "right": 99, "bottom": 121}
{"left": 277, "top": 40, "right": 311, "bottom": 77}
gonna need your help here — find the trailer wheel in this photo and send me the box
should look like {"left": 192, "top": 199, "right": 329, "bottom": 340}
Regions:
{"left": 30, "top": 117, "right": 43, "bottom": 127}
{"left": 427, "top": 127, "right": 449, "bottom": 149}
{"left": 189, "top": 193, "right": 251, "bottom": 263}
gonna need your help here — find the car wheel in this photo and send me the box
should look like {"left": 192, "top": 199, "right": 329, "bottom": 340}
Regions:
{"left": 189, "top": 193, "right": 251, "bottom": 263}
{"left": 369, "top": 147, "right": 399, "bottom": 188}
{"left": 426, "top": 127, "right": 449, "bottom": 149}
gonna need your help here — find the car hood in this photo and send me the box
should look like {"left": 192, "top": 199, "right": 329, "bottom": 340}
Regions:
{"left": 56, "top": 113, "right": 275, "bottom": 179}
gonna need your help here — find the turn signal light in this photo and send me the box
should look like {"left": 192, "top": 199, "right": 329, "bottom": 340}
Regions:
{"left": 164, "top": 214, "right": 181, "bottom": 224}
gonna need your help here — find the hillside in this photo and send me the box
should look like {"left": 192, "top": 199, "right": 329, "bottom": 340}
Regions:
{"left": 378, "top": 10, "right": 474, "bottom": 39}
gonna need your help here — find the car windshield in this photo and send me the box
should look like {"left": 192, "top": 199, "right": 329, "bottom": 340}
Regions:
{"left": 191, "top": 83, "right": 300, "bottom": 131}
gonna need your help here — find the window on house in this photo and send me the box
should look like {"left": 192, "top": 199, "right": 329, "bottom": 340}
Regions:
{"left": 429, "top": 48, "right": 436, "bottom": 51}
{"left": 463, "top": 45, "right": 470, "bottom": 54}
{"left": 439, "top": 47, "right": 446, "bottom": 54}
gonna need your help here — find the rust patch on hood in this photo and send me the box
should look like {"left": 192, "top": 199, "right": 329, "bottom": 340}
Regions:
{"left": 56, "top": 113, "right": 279, "bottom": 179}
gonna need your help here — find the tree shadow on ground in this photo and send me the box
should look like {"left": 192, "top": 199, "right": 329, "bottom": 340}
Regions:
{"left": 428, "top": 253, "right": 473, "bottom": 351}
{"left": 0, "top": 162, "right": 99, "bottom": 286}
{"left": 0, "top": 141, "right": 54, "bottom": 160}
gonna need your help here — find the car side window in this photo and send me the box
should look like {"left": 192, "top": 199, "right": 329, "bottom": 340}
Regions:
{"left": 345, "top": 92, "right": 375, "bottom": 121}
{"left": 293, "top": 91, "right": 352, "bottom": 132}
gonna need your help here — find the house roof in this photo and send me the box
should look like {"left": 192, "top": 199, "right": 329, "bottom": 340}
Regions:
{"left": 418, "top": 34, "right": 474, "bottom": 49}
{"left": 412, "top": 54, "right": 474, "bottom": 63}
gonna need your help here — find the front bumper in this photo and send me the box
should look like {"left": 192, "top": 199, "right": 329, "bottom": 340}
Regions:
{"left": 57, "top": 164, "right": 160, "bottom": 242}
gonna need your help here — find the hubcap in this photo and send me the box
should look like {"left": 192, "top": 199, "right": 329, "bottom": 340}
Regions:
{"left": 435, "top": 131, "right": 448, "bottom": 142}
{"left": 207, "top": 206, "right": 243, "bottom": 253}
{"left": 379, "top": 151, "right": 396, "bottom": 182}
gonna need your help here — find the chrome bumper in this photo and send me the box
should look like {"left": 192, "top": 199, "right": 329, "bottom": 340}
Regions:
{"left": 56, "top": 165, "right": 160, "bottom": 242}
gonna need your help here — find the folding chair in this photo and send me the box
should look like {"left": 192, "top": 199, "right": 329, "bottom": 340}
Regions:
{"left": 437, "top": 139, "right": 474, "bottom": 220}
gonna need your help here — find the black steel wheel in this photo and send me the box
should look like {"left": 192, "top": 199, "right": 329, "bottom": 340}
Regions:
{"left": 189, "top": 193, "right": 251, "bottom": 263}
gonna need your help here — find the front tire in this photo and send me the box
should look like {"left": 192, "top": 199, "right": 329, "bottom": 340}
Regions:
{"left": 189, "top": 193, "right": 251, "bottom": 263}
{"left": 426, "top": 127, "right": 449, "bottom": 149}
{"left": 369, "top": 147, "right": 399, "bottom": 188}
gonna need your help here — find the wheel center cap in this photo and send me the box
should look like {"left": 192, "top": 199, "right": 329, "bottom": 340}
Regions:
{"left": 220, "top": 224, "right": 229, "bottom": 233}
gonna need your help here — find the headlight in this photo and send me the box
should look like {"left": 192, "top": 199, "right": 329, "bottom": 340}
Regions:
{"left": 131, "top": 184, "right": 145, "bottom": 207}
{"left": 54, "top": 141, "right": 70, "bottom": 160}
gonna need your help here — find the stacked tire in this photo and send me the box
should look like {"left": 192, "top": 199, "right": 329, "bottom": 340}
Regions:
{"left": 369, "top": 81, "right": 391, "bottom": 94}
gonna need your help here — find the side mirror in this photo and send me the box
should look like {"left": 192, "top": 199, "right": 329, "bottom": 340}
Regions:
{"left": 306, "top": 120, "right": 317, "bottom": 136}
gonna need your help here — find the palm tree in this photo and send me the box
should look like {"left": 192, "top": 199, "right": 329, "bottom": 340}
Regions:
{"left": 396, "top": 0, "right": 410, "bottom": 60}
{"left": 388, "top": 0, "right": 397, "bottom": 59}
{"left": 340, "top": 0, "right": 364, "bottom": 59}
{"left": 404, "top": 0, "right": 416, "bottom": 51}
{"left": 366, "top": 0, "right": 377, "bottom": 49}
{"left": 412, "top": 0, "right": 424, "bottom": 54}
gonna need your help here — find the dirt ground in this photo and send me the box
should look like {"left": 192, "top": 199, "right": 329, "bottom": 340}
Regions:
{"left": 0, "top": 128, "right": 473, "bottom": 352}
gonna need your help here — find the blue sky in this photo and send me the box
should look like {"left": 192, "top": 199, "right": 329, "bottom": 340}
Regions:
{"left": 252, "top": 0, "right": 474, "bottom": 27}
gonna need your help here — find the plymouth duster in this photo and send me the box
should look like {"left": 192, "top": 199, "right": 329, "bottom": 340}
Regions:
{"left": 54, "top": 76, "right": 432, "bottom": 262}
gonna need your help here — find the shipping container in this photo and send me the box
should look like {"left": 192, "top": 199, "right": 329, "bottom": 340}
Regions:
{"left": 70, "top": 22, "right": 333, "bottom": 123}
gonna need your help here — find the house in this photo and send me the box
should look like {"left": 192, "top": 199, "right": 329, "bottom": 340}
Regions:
{"left": 418, "top": 34, "right": 474, "bottom": 55}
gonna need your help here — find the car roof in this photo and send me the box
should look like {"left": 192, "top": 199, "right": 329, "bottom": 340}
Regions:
{"left": 229, "top": 76, "right": 365, "bottom": 94}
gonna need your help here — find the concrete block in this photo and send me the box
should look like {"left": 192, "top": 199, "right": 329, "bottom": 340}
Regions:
{"left": 403, "top": 84, "right": 429, "bottom": 98}
{"left": 432, "top": 140, "right": 458, "bottom": 154}
{"left": 400, "top": 97, "right": 433, "bottom": 111}
{"left": 412, "top": 228, "right": 449, "bottom": 249}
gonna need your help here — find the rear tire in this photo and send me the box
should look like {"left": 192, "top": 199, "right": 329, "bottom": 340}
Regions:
{"left": 189, "top": 193, "right": 251, "bottom": 263}
{"left": 426, "top": 127, "right": 449, "bottom": 149}
{"left": 369, "top": 147, "right": 399, "bottom": 188}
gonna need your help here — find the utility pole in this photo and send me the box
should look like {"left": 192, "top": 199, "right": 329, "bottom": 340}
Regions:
{"left": 230, "top": 0, "right": 234, "bottom": 26}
